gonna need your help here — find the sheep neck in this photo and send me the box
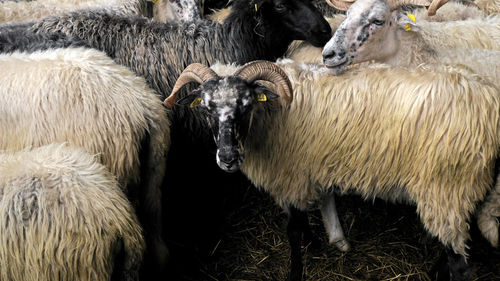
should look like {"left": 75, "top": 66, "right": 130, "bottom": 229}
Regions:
{"left": 384, "top": 29, "right": 438, "bottom": 67}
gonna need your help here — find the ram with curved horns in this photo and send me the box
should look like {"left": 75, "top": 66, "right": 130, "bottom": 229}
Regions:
{"left": 165, "top": 60, "right": 500, "bottom": 281}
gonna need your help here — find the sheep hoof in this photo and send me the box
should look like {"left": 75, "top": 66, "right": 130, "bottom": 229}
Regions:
{"left": 332, "top": 239, "right": 350, "bottom": 252}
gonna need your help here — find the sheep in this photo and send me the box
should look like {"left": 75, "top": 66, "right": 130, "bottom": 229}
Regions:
{"left": 325, "top": 0, "right": 500, "bottom": 47}
{"left": 0, "top": 0, "right": 201, "bottom": 24}
{"left": 30, "top": 0, "right": 331, "bottom": 83}
{"left": 0, "top": 47, "right": 170, "bottom": 275}
{"left": 321, "top": 0, "right": 500, "bottom": 85}
{"left": 163, "top": 60, "right": 500, "bottom": 281}
{"left": 289, "top": 1, "right": 497, "bottom": 64}
{"left": 0, "top": 143, "right": 145, "bottom": 281}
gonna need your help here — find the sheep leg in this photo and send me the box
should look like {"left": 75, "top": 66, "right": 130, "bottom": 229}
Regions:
{"left": 319, "top": 193, "right": 350, "bottom": 252}
{"left": 445, "top": 247, "right": 473, "bottom": 281}
{"left": 138, "top": 133, "right": 169, "bottom": 272}
{"left": 286, "top": 206, "right": 308, "bottom": 281}
{"left": 429, "top": 246, "right": 473, "bottom": 281}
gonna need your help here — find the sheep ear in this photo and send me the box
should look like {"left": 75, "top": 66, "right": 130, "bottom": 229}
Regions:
{"left": 395, "top": 12, "right": 420, "bottom": 32}
{"left": 176, "top": 93, "right": 202, "bottom": 108}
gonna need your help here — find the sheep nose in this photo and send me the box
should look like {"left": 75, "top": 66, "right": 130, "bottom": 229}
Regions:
{"left": 323, "top": 50, "right": 336, "bottom": 61}
{"left": 218, "top": 147, "right": 238, "bottom": 164}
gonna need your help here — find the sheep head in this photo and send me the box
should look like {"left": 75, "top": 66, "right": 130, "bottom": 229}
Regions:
{"left": 230, "top": 0, "right": 333, "bottom": 48}
{"left": 164, "top": 61, "right": 293, "bottom": 173}
{"left": 321, "top": 0, "right": 433, "bottom": 74}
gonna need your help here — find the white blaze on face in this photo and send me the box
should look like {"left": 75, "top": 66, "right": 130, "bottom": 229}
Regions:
{"left": 204, "top": 78, "right": 250, "bottom": 172}
{"left": 211, "top": 78, "right": 239, "bottom": 123}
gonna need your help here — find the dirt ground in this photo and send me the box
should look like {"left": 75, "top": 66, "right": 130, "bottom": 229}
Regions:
{"left": 165, "top": 183, "right": 500, "bottom": 281}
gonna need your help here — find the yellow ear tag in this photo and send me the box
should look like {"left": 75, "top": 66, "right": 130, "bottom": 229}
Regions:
{"left": 404, "top": 14, "right": 416, "bottom": 31}
{"left": 190, "top": 97, "right": 202, "bottom": 108}
{"left": 255, "top": 3, "right": 258, "bottom": 12}
{"left": 256, "top": 93, "right": 267, "bottom": 102}
{"left": 152, "top": 0, "right": 158, "bottom": 4}
{"left": 407, "top": 14, "right": 416, "bottom": 23}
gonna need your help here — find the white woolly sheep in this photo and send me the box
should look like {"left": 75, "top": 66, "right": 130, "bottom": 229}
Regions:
{"left": 164, "top": 60, "right": 500, "bottom": 281}
{"left": 0, "top": 143, "right": 145, "bottom": 281}
{"left": 0, "top": 47, "right": 170, "bottom": 273}
{"left": 322, "top": 0, "right": 500, "bottom": 84}
{"left": 286, "top": 1, "right": 499, "bottom": 65}
{"left": 0, "top": 0, "right": 201, "bottom": 24}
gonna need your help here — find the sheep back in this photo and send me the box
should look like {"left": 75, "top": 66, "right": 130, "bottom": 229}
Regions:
{"left": 411, "top": 1, "right": 486, "bottom": 22}
{"left": 418, "top": 15, "right": 500, "bottom": 50}
{"left": 0, "top": 21, "right": 88, "bottom": 53}
{"left": 240, "top": 62, "right": 500, "bottom": 256}
{"left": 0, "top": 143, "right": 145, "bottom": 281}
{"left": 0, "top": 47, "right": 170, "bottom": 190}
{"left": 0, "top": 0, "right": 145, "bottom": 24}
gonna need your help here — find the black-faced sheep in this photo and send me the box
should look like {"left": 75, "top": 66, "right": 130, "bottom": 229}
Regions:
{"left": 0, "top": 47, "right": 170, "bottom": 274}
{"left": 164, "top": 60, "right": 500, "bottom": 281}
{"left": 0, "top": 143, "right": 145, "bottom": 281}
{"left": 322, "top": 0, "right": 500, "bottom": 79}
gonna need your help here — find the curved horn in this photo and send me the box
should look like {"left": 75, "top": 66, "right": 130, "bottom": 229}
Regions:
{"left": 163, "top": 63, "right": 219, "bottom": 108}
{"left": 386, "top": 0, "right": 432, "bottom": 10}
{"left": 235, "top": 61, "right": 293, "bottom": 104}
{"left": 427, "top": 0, "right": 449, "bottom": 16}
{"left": 325, "top": 0, "right": 354, "bottom": 11}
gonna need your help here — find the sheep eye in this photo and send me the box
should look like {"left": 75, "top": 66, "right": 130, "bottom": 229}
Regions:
{"left": 371, "top": 20, "right": 385, "bottom": 26}
{"left": 275, "top": 3, "right": 287, "bottom": 11}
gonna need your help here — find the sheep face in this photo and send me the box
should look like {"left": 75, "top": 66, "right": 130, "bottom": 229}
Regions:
{"left": 253, "top": 0, "right": 333, "bottom": 47}
{"left": 177, "top": 77, "right": 278, "bottom": 173}
{"left": 322, "top": 0, "right": 416, "bottom": 73}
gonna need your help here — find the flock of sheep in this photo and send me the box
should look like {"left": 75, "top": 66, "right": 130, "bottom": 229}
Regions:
{"left": 0, "top": 0, "right": 499, "bottom": 280}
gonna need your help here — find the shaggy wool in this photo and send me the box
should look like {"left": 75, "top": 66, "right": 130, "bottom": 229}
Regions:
{"left": 208, "top": 61, "right": 500, "bottom": 257}
{"left": 0, "top": 47, "right": 170, "bottom": 267}
{"left": 0, "top": 144, "right": 145, "bottom": 281}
